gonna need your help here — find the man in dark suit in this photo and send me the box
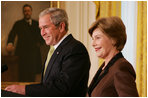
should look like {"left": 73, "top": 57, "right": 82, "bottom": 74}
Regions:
{"left": 6, "top": 4, "right": 43, "bottom": 82}
{"left": 5, "top": 8, "right": 91, "bottom": 97}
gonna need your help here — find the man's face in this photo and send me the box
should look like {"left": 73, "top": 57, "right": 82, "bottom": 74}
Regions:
{"left": 23, "top": 7, "right": 32, "bottom": 20}
{"left": 39, "top": 14, "right": 62, "bottom": 46}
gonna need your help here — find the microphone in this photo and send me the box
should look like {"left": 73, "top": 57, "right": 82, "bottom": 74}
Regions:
{"left": 1, "top": 64, "right": 8, "bottom": 73}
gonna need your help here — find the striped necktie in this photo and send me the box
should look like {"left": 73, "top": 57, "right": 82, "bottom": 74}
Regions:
{"left": 43, "top": 46, "right": 55, "bottom": 76}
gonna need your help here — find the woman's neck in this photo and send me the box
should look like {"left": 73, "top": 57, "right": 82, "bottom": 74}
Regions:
{"left": 102, "top": 49, "right": 119, "bottom": 70}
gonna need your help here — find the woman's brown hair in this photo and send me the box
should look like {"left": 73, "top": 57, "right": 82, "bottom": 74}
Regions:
{"left": 89, "top": 16, "right": 126, "bottom": 51}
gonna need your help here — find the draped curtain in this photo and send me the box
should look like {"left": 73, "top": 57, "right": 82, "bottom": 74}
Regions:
{"left": 94, "top": 1, "right": 121, "bottom": 66}
{"left": 49, "top": 1, "right": 61, "bottom": 8}
{"left": 136, "top": 1, "right": 147, "bottom": 97}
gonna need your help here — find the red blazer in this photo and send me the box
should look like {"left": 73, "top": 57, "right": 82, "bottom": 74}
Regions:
{"left": 88, "top": 52, "right": 139, "bottom": 97}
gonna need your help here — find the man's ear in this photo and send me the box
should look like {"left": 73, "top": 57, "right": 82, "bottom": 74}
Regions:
{"left": 59, "top": 22, "right": 65, "bottom": 32}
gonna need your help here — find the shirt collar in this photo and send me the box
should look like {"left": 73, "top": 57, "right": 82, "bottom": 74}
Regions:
{"left": 26, "top": 19, "right": 32, "bottom": 25}
{"left": 54, "top": 33, "right": 69, "bottom": 50}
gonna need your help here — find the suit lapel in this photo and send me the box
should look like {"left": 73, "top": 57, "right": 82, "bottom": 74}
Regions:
{"left": 43, "top": 34, "right": 73, "bottom": 82}
{"left": 43, "top": 47, "right": 61, "bottom": 82}
{"left": 88, "top": 63, "right": 107, "bottom": 96}
{"left": 88, "top": 52, "right": 123, "bottom": 96}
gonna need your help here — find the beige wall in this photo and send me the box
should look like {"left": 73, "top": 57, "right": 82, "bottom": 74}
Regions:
{"left": 1, "top": 1, "right": 50, "bottom": 55}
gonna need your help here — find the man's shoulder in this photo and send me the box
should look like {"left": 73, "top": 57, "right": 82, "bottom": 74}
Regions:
{"left": 15, "top": 19, "right": 24, "bottom": 24}
{"left": 15, "top": 19, "right": 38, "bottom": 23}
{"left": 62, "top": 34, "right": 87, "bottom": 52}
{"left": 32, "top": 19, "right": 38, "bottom": 23}
{"left": 63, "top": 34, "right": 84, "bottom": 47}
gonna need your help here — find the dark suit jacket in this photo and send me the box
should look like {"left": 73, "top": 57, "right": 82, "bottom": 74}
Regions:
{"left": 7, "top": 19, "right": 43, "bottom": 81}
{"left": 26, "top": 34, "right": 91, "bottom": 97}
{"left": 7, "top": 19, "right": 43, "bottom": 56}
{"left": 88, "top": 52, "right": 139, "bottom": 97}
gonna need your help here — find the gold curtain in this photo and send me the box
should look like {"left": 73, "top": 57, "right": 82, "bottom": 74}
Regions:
{"left": 50, "top": 1, "right": 61, "bottom": 8}
{"left": 136, "top": 1, "right": 147, "bottom": 97}
{"left": 94, "top": 1, "right": 121, "bottom": 19}
{"left": 94, "top": 1, "right": 121, "bottom": 66}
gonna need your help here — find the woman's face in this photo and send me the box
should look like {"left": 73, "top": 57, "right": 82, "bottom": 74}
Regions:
{"left": 92, "top": 28, "right": 116, "bottom": 59}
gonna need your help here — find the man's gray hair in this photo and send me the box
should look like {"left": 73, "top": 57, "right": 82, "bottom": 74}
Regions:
{"left": 39, "top": 8, "right": 69, "bottom": 31}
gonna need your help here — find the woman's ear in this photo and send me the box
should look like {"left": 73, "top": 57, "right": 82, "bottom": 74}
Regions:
{"left": 111, "top": 39, "right": 116, "bottom": 46}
